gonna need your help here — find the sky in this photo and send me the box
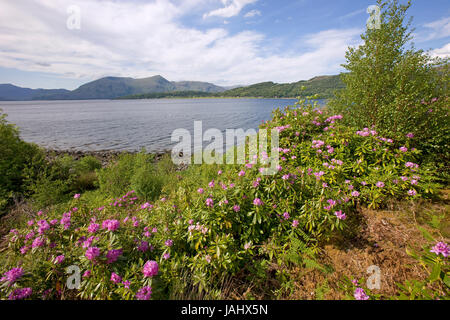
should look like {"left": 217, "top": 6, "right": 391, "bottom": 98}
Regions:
{"left": 0, "top": 0, "right": 448, "bottom": 89}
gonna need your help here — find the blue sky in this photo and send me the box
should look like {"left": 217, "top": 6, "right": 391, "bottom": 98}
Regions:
{"left": 0, "top": 0, "right": 448, "bottom": 89}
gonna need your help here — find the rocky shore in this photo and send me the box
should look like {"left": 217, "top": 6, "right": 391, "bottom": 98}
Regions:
{"left": 44, "top": 148, "right": 173, "bottom": 167}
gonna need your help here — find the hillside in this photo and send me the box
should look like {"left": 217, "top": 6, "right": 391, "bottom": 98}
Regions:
{"left": 0, "top": 76, "right": 226, "bottom": 101}
{"left": 0, "top": 75, "right": 343, "bottom": 101}
{"left": 219, "top": 75, "right": 344, "bottom": 99}
{"left": 0, "top": 84, "right": 70, "bottom": 101}
{"left": 119, "top": 75, "right": 345, "bottom": 100}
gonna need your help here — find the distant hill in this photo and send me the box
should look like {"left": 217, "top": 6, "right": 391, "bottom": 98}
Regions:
{"left": 0, "top": 75, "right": 226, "bottom": 101}
{"left": 219, "top": 75, "right": 344, "bottom": 99}
{"left": 0, "top": 74, "right": 344, "bottom": 101}
{"left": 120, "top": 75, "right": 344, "bottom": 100}
{"left": 117, "top": 91, "right": 216, "bottom": 100}
{"left": 0, "top": 84, "right": 70, "bottom": 101}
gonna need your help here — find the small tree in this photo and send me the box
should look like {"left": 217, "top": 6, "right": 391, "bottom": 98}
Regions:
{"left": 330, "top": 0, "right": 449, "bottom": 163}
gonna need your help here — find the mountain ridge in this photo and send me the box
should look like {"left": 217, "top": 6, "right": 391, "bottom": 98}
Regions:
{"left": 0, "top": 74, "right": 344, "bottom": 101}
{"left": 0, "top": 75, "right": 226, "bottom": 101}
{"left": 119, "top": 75, "right": 344, "bottom": 100}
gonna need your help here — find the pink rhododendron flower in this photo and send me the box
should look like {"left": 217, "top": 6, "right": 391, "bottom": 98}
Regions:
{"left": 137, "top": 241, "right": 149, "bottom": 252}
{"left": 83, "top": 270, "right": 91, "bottom": 278}
{"left": 1, "top": 268, "right": 23, "bottom": 285}
{"left": 253, "top": 198, "right": 263, "bottom": 206}
{"left": 73, "top": 194, "right": 80, "bottom": 199}
{"left": 334, "top": 210, "right": 347, "bottom": 220}
{"left": 141, "top": 202, "right": 151, "bottom": 209}
{"left": 37, "top": 220, "right": 50, "bottom": 234}
{"left": 122, "top": 280, "right": 131, "bottom": 289}
{"left": 60, "top": 212, "right": 71, "bottom": 230}
{"left": 9, "top": 288, "right": 32, "bottom": 300}
{"left": 102, "top": 219, "right": 120, "bottom": 232}
{"left": 407, "top": 189, "right": 417, "bottom": 196}
{"left": 54, "top": 255, "right": 65, "bottom": 264}
{"left": 354, "top": 288, "right": 369, "bottom": 300}
{"left": 20, "top": 246, "right": 30, "bottom": 255}
{"left": 142, "top": 261, "right": 158, "bottom": 277}
{"left": 376, "top": 181, "right": 385, "bottom": 188}
{"left": 88, "top": 223, "right": 100, "bottom": 233}
{"left": 206, "top": 198, "right": 214, "bottom": 208}
{"left": 106, "top": 249, "right": 123, "bottom": 263}
{"left": 32, "top": 236, "right": 46, "bottom": 248}
{"left": 85, "top": 247, "right": 101, "bottom": 261}
{"left": 111, "top": 272, "right": 122, "bottom": 284}
{"left": 430, "top": 242, "right": 449, "bottom": 257}
{"left": 136, "top": 286, "right": 152, "bottom": 300}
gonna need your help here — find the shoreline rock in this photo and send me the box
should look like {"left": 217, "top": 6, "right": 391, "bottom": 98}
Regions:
{"left": 44, "top": 148, "right": 173, "bottom": 167}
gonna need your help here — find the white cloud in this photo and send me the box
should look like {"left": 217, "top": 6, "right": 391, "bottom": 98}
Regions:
{"left": 203, "top": 0, "right": 257, "bottom": 19}
{"left": 430, "top": 43, "right": 450, "bottom": 59}
{"left": 0, "top": 0, "right": 363, "bottom": 87}
{"left": 244, "top": 9, "right": 261, "bottom": 18}
{"left": 417, "top": 17, "right": 450, "bottom": 42}
{"left": 338, "top": 9, "right": 365, "bottom": 21}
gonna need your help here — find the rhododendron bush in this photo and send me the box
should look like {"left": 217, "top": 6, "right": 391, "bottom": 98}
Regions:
{"left": 0, "top": 99, "right": 441, "bottom": 300}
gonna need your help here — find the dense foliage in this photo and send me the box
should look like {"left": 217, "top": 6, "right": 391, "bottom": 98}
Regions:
{"left": 0, "top": 111, "right": 45, "bottom": 211}
{"left": 329, "top": 0, "right": 449, "bottom": 167}
{"left": 217, "top": 76, "right": 344, "bottom": 99}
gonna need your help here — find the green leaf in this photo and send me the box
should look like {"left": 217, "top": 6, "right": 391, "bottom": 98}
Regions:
{"left": 429, "top": 263, "right": 441, "bottom": 282}
{"left": 417, "top": 226, "right": 435, "bottom": 242}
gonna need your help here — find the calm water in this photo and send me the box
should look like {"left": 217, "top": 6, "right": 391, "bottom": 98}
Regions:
{"left": 0, "top": 98, "right": 324, "bottom": 153}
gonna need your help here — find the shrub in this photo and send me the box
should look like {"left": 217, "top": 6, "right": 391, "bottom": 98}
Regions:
{"left": 131, "top": 163, "right": 165, "bottom": 201}
{"left": 329, "top": 0, "right": 449, "bottom": 166}
{"left": 97, "top": 153, "right": 138, "bottom": 197}
{"left": 28, "top": 155, "right": 102, "bottom": 209}
{"left": 0, "top": 111, "right": 46, "bottom": 212}
{"left": 97, "top": 151, "right": 169, "bottom": 201}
